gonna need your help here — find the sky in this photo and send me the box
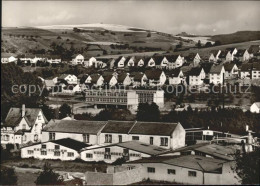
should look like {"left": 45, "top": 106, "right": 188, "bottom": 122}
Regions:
{"left": 2, "top": 0, "right": 260, "bottom": 35}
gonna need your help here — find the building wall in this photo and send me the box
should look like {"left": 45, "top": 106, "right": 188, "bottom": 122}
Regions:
{"left": 250, "top": 103, "right": 260, "bottom": 113}
{"left": 209, "top": 67, "right": 225, "bottom": 85}
{"left": 252, "top": 70, "right": 260, "bottom": 79}
{"left": 21, "top": 142, "right": 80, "bottom": 161}
{"left": 64, "top": 75, "right": 78, "bottom": 84}
{"left": 113, "top": 166, "right": 145, "bottom": 185}
{"left": 99, "top": 133, "right": 129, "bottom": 145}
{"left": 171, "top": 123, "right": 186, "bottom": 149}
{"left": 117, "top": 58, "right": 126, "bottom": 68}
{"left": 153, "top": 91, "right": 164, "bottom": 108}
{"left": 81, "top": 146, "right": 150, "bottom": 163}
{"left": 240, "top": 71, "right": 251, "bottom": 79}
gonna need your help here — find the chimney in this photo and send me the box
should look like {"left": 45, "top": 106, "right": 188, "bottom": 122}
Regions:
{"left": 22, "top": 104, "right": 25, "bottom": 117}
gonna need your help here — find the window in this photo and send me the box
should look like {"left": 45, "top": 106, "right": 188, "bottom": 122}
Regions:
{"left": 34, "top": 134, "right": 38, "bottom": 142}
{"left": 68, "top": 152, "right": 74, "bottom": 157}
{"left": 160, "top": 138, "right": 168, "bottom": 146}
{"left": 188, "top": 171, "right": 197, "bottom": 177}
{"left": 150, "top": 137, "right": 153, "bottom": 145}
{"left": 5, "top": 135, "right": 10, "bottom": 141}
{"left": 118, "top": 135, "right": 122, "bottom": 143}
{"left": 54, "top": 151, "right": 60, "bottom": 156}
{"left": 55, "top": 145, "right": 60, "bottom": 150}
{"left": 28, "top": 150, "right": 34, "bottom": 155}
{"left": 49, "top": 132, "right": 55, "bottom": 140}
{"left": 41, "top": 151, "right": 47, "bottom": 155}
{"left": 22, "top": 124, "right": 26, "bottom": 130}
{"left": 42, "top": 144, "right": 46, "bottom": 149}
{"left": 168, "top": 169, "right": 176, "bottom": 175}
{"left": 23, "top": 135, "right": 27, "bottom": 142}
{"left": 132, "top": 136, "right": 139, "bottom": 141}
{"left": 147, "top": 167, "right": 155, "bottom": 173}
{"left": 38, "top": 115, "right": 41, "bottom": 120}
{"left": 86, "top": 153, "right": 93, "bottom": 158}
{"left": 105, "top": 134, "right": 112, "bottom": 143}
{"left": 83, "top": 134, "right": 89, "bottom": 143}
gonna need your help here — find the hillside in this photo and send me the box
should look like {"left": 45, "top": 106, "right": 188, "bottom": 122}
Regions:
{"left": 1, "top": 24, "right": 193, "bottom": 57}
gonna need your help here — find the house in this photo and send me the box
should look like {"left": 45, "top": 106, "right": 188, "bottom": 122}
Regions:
{"left": 219, "top": 51, "right": 232, "bottom": 62}
{"left": 1, "top": 53, "right": 17, "bottom": 63}
{"left": 248, "top": 45, "right": 260, "bottom": 55}
{"left": 100, "top": 121, "right": 185, "bottom": 150}
{"left": 209, "top": 50, "right": 221, "bottom": 62}
{"left": 44, "top": 79, "right": 56, "bottom": 91}
{"left": 42, "top": 120, "right": 107, "bottom": 145}
{"left": 240, "top": 63, "right": 252, "bottom": 79}
{"left": 251, "top": 62, "right": 260, "bottom": 79}
{"left": 114, "top": 56, "right": 126, "bottom": 68}
{"left": 1, "top": 104, "right": 48, "bottom": 144}
{"left": 226, "top": 47, "right": 238, "bottom": 61}
{"left": 144, "top": 57, "right": 156, "bottom": 68}
{"left": 124, "top": 155, "right": 239, "bottom": 185}
{"left": 46, "top": 55, "right": 61, "bottom": 64}
{"left": 234, "top": 49, "right": 250, "bottom": 62}
{"left": 85, "top": 74, "right": 104, "bottom": 87}
{"left": 209, "top": 65, "right": 225, "bottom": 85}
{"left": 103, "top": 74, "right": 118, "bottom": 87}
{"left": 145, "top": 69, "right": 166, "bottom": 86}
{"left": 168, "top": 69, "right": 185, "bottom": 85}
{"left": 200, "top": 63, "right": 214, "bottom": 82}
{"left": 131, "top": 72, "right": 148, "bottom": 87}
{"left": 80, "top": 141, "right": 169, "bottom": 163}
{"left": 188, "top": 67, "right": 206, "bottom": 86}
{"left": 58, "top": 74, "right": 78, "bottom": 84}
{"left": 71, "top": 54, "right": 84, "bottom": 65}
{"left": 250, "top": 102, "right": 260, "bottom": 113}
{"left": 153, "top": 56, "right": 169, "bottom": 69}
{"left": 21, "top": 138, "right": 89, "bottom": 161}
{"left": 85, "top": 57, "right": 96, "bottom": 67}
{"left": 136, "top": 58, "right": 145, "bottom": 67}
{"left": 95, "top": 58, "right": 114, "bottom": 69}
{"left": 124, "top": 56, "right": 135, "bottom": 67}
{"left": 224, "top": 63, "right": 239, "bottom": 79}
{"left": 186, "top": 53, "right": 201, "bottom": 67}
{"left": 62, "top": 84, "right": 81, "bottom": 94}
{"left": 167, "top": 55, "right": 184, "bottom": 69}
{"left": 117, "top": 73, "right": 132, "bottom": 87}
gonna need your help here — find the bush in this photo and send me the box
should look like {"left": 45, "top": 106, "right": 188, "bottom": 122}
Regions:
{"left": 0, "top": 166, "right": 18, "bottom": 185}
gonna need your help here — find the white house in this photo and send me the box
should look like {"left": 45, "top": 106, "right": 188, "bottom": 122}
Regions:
{"left": 188, "top": 67, "right": 206, "bottom": 86}
{"left": 145, "top": 57, "right": 156, "bottom": 68}
{"left": 85, "top": 74, "right": 104, "bottom": 87}
{"left": 131, "top": 72, "right": 148, "bottom": 87}
{"left": 58, "top": 74, "right": 78, "bottom": 84}
{"left": 240, "top": 63, "right": 252, "bottom": 79}
{"left": 226, "top": 48, "right": 238, "bottom": 61}
{"left": 21, "top": 138, "right": 89, "bottom": 161}
{"left": 47, "top": 55, "right": 61, "bottom": 64}
{"left": 153, "top": 56, "right": 169, "bottom": 69}
{"left": 168, "top": 69, "right": 184, "bottom": 85}
{"left": 1, "top": 53, "right": 17, "bottom": 63}
{"left": 209, "top": 50, "right": 221, "bottom": 62}
{"left": 42, "top": 120, "right": 107, "bottom": 145}
{"left": 219, "top": 51, "right": 232, "bottom": 62}
{"left": 103, "top": 74, "right": 118, "bottom": 87}
{"left": 100, "top": 120, "right": 185, "bottom": 150}
{"left": 186, "top": 53, "right": 201, "bottom": 67}
{"left": 62, "top": 84, "right": 81, "bottom": 94}
{"left": 114, "top": 56, "right": 126, "bottom": 68}
{"left": 71, "top": 54, "right": 85, "bottom": 65}
{"left": 145, "top": 69, "right": 167, "bottom": 86}
{"left": 251, "top": 62, "right": 260, "bottom": 79}
{"left": 250, "top": 102, "right": 260, "bottom": 113}
{"left": 117, "top": 73, "right": 132, "bottom": 87}
{"left": 167, "top": 55, "right": 184, "bottom": 69}
{"left": 136, "top": 58, "right": 145, "bottom": 67}
{"left": 234, "top": 49, "right": 250, "bottom": 62}
{"left": 80, "top": 141, "right": 169, "bottom": 163}
{"left": 1, "top": 104, "right": 48, "bottom": 145}
{"left": 209, "top": 65, "right": 225, "bottom": 85}
{"left": 125, "top": 56, "right": 135, "bottom": 67}
{"left": 85, "top": 57, "right": 96, "bottom": 67}
{"left": 224, "top": 63, "right": 239, "bottom": 79}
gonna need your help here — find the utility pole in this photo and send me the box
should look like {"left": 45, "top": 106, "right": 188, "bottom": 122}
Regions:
{"left": 197, "top": 162, "right": 205, "bottom": 185}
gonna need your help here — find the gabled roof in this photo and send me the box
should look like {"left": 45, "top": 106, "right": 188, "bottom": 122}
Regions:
{"left": 98, "top": 58, "right": 114, "bottom": 64}
{"left": 219, "top": 51, "right": 230, "bottom": 59}
{"left": 103, "top": 74, "right": 115, "bottom": 83}
{"left": 167, "top": 55, "right": 180, "bottom": 62}
{"left": 101, "top": 120, "right": 136, "bottom": 134}
{"left": 226, "top": 47, "right": 236, "bottom": 53}
{"left": 144, "top": 57, "right": 154, "bottom": 66}
{"left": 126, "top": 155, "right": 226, "bottom": 173}
{"left": 124, "top": 56, "right": 134, "bottom": 65}
{"left": 43, "top": 120, "right": 107, "bottom": 135}
{"left": 153, "top": 56, "right": 166, "bottom": 65}
{"left": 145, "top": 69, "right": 163, "bottom": 80}
{"left": 90, "top": 74, "right": 102, "bottom": 84}
{"left": 252, "top": 62, "right": 260, "bottom": 71}
{"left": 248, "top": 45, "right": 260, "bottom": 53}
{"left": 253, "top": 102, "right": 260, "bottom": 108}
{"left": 224, "top": 63, "right": 236, "bottom": 72}
{"left": 72, "top": 54, "right": 83, "bottom": 58}
{"left": 168, "top": 69, "right": 182, "bottom": 77}
{"left": 131, "top": 72, "right": 145, "bottom": 81}
{"left": 210, "top": 50, "right": 221, "bottom": 57}
{"left": 58, "top": 74, "right": 73, "bottom": 79}
{"left": 209, "top": 65, "right": 224, "bottom": 74}
{"left": 4, "top": 107, "right": 47, "bottom": 127}
{"left": 188, "top": 67, "right": 203, "bottom": 76}
{"left": 235, "top": 49, "right": 247, "bottom": 57}
{"left": 114, "top": 56, "right": 125, "bottom": 66}
{"left": 185, "top": 53, "right": 199, "bottom": 61}
{"left": 129, "top": 121, "right": 179, "bottom": 136}
{"left": 200, "top": 63, "right": 214, "bottom": 74}
{"left": 240, "top": 63, "right": 252, "bottom": 72}
{"left": 117, "top": 73, "right": 129, "bottom": 83}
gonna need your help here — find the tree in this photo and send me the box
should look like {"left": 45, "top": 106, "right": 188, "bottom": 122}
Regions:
{"left": 136, "top": 102, "right": 160, "bottom": 121}
{"left": 17, "top": 58, "right": 23, "bottom": 66}
{"left": 0, "top": 166, "right": 18, "bottom": 185}
{"left": 59, "top": 103, "right": 71, "bottom": 119}
{"left": 205, "top": 42, "right": 213, "bottom": 48}
{"left": 214, "top": 40, "right": 222, "bottom": 46}
{"left": 147, "top": 32, "right": 151, "bottom": 37}
{"left": 26, "top": 60, "right": 31, "bottom": 66}
{"left": 57, "top": 36, "right": 61, "bottom": 39}
{"left": 35, "top": 163, "right": 64, "bottom": 185}
{"left": 196, "top": 40, "right": 202, "bottom": 48}
{"left": 234, "top": 148, "right": 260, "bottom": 184}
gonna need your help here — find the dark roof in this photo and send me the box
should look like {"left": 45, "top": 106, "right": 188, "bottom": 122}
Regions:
{"left": 145, "top": 69, "right": 163, "bottom": 80}
{"left": 168, "top": 69, "right": 182, "bottom": 77}
{"left": 43, "top": 120, "right": 107, "bottom": 134}
{"left": 101, "top": 120, "right": 136, "bottom": 134}
{"left": 185, "top": 53, "right": 198, "bottom": 61}
{"left": 226, "top": 47, "right": 236, "bottom": 53}
{"left": 252, "top": 62, "right": 260, "bottom": 71}
{"left": 166, "top": 55, "right": 180, "bottom": 62}
{"left": 90, "top": 74, "right": 102, "bottom": 84}
{"left": 235, "top": 49, "right": 247, "bottom": 57}
{"left": 210, "top": 50, "right": 221, "bottom": 57}
{"left": 209, "top": 65, "right": 224, "bottom": 74}
{"left": 124, "top": 57, "right": 134, "bottom": 65}
{"left": 144, "top": 57, "right": 153, "bottom": 66}
{"left": 200, "top": 63, "right": 214, "bottom": 74}
{"left": 248, "top": 45, "right": 260, "bottom": 54}
{"left": 188, "top": 67, "right": 203, "bottom": 76}
{"left": 126, "top": 155, "right": 226, "bottom": 173}
{"left": 117, "top": 73, "right": 129, "bottom": 83}
{"left": 58, "top": 74, "right": 73, "bottom": 79}
{"left": 98, "top": 58, "right": 114, "bottom": 64}
{"left": 131, "top": 72, "right": 145, "bottom": 81}
{"left": 4, "top": 107, "right": 47, "bottom": 127}
{"left": 129, "top": 121, "right": 179, "bottom": 136}
{"left": 224, "top": 63, "right": 236, "bottom": 72}
{"left": 71, "top": 54, "right": 83, "bottom": 58}
{"left": 114, "top": 56, "right": 125, "bottom": 66}
{"left": 240, "top": 63, "right": 252, "bottom": 72}
{"left": 153, "top": 56, "right": 165, "bottom": 65}
{"left": 219, "top": 51, "right": 230, "bottom": 59}
{"left": 103, "top": 74, "right": 114, "bottom": 83}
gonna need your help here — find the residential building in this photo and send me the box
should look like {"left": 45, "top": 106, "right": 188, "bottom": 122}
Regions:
{"left": 85, "top": 57, "right": 96, "bottom": 67}
{"left": 85, "top": 89, "right": 164, "bottom": 110}
{"left": 61, "top": 84, "right": 81, "bottom": 94}
{"left": 103, "top": 74, "right": 118, "bottom": 87}
{"left": 124, "top": 56, "right": 135, "bottom": 67}
{"left": 131, "top": 72, "right": 148, "bottom": 87}
{"left": 250, "top": 102, "right": 260, "bottom": 113}
{"left": 219, "top": 51, "right": 232, "bottom": 62}
{"left": 71, "top": 54, "right": 84, "bottom": 65}
{"left": 1, "top": 53, "right": 17, "bottom": 63}
{"left": 136, "top": 58, "right": 145, "bottom": 67}
{"left": 42, "top": 120, "right": 107, "bottom": 144}
{"left": 226, "top": 47, "right": 238, "bottom": 61}
{"left": 124, "top": 155, "right": 239, "bottom": 185}
{"left": 167, "top": 55, "right": 184, "bottom": 69}
{"left": 1, "top": 104, "right": 48, "bottom": 144}
{"left": 234, "top": 49, "right": 250, "bottom": 62}
{"left": 114, "top": 56, "right": 126, "bottom": 68}
{"left": 145, "top": 69, "right": 166, "bottom": 86}
{"left": 209, "top": 65, "right": 225, "bottom": 85}
{"left": 117, "top": 73, "right": 132, "bottom": 87}
{"left": 80, "top": 141, "right": 169, "bottom": 163}
{"left": 144, "top": 57, "right": 156, "bottom": 68}
{"left": 21, "top": 138, "right": 89, "bottom": 161}
{"left": 251, "top": 62, "right": 260, "bottom": 79}
{"left": 188, "top": 67, "right": 206, "bottom": 86}
{"left": 209, "top": 50, "right": 221, "bottom": 62}
{"left": 240, "top": 63, "right": 252, "bottom": 79}
{"left": 153, "top": 56, "right": 169, "bottom": 69}
{"left": 46, "top": 55, "right": 61, "bottom": 64}
{"left": 224, "top": 63, "right": 239, "bottom": 79}
{"left": 248, "top": 45, "right": 260, "bottom": 55}
{"left": 186, "top": 53, "right": 201, "bottom": 67}
{"left": 85, "top": 74, "right": 104, "bottom": 87}
{"left": 100, "top": 121, "right": 185, "bottom": 150}
{"left": 168, "top": 69, "right": 185, "bottom": 85}
{"left": 58, "top": 74, "right": 78, "bottom": 84}
{"left": 95, "top": 58, "right": 114, "bottom": 69}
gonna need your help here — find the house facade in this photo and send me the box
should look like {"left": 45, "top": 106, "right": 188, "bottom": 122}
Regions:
{"left": 209, "top": 65, "right": 225, "bottom": 85}
{"left": 58, "top": 74, "right": 78, "bottom": 84}
{"left": 250, "top": 102, "right": 260, "bottom": 113}
{"left": 167, "top": 55, "right": 184, "bottom": 69}
{"left": 168, "top": 69, "right": 184, "bottom": 85}
{"left": 224, "top": 63, "right": 239, "bottom": 79}
{"left": 85, "top": 57, "right": 97, "bottom": 67}
{"left": 47, "top": 55, "right": 61, "bottom": 64}
{"left": 71, "top": 54, "right": 85, "bottom": 65}
{"left": 131, "top": 72, "right": 148, "bottom": 87}
{"left": 145, "top": 70, "right": 167, "bottom": 86}
{"left": 235, "top": 49, "right": 250, "bottom": 62}
{"left": 188, "top": 67, "right": 206, "bottom": 86}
